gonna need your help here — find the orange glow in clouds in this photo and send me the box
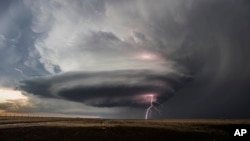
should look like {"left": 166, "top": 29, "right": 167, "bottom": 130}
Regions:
{"left": 136, "top": 52, "right": 162, "bottom": 61}
{"left": 0, "top": 89, "right": 28, "bottom": 103}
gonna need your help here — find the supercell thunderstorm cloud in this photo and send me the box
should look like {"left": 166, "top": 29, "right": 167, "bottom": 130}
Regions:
{"left": 20, "top": 70, "right": 183, "bottom": 107}
{"left": 0, "top": 0, "right": 250, "bottom": 119}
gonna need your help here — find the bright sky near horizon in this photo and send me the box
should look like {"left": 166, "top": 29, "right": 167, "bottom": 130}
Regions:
{"left": 0, "top": 89, "right": 27, "bottom": 103}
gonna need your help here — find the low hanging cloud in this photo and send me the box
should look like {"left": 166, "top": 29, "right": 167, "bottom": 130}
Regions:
{"left": 20, "top": 70, "right": 191, "bottom": 107}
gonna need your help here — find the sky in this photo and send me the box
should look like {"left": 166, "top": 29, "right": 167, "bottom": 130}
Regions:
{"left": 0, "top": 0, "right": 250, "bottom": 119}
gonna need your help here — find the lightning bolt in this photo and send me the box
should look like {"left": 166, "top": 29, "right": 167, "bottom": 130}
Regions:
{"left": 145, "top": 94, "right": 160, "bottom": 120}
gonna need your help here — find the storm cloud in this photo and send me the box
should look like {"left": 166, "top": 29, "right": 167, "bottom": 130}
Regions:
{"left": 20, "top": 70, "right": 191, "bottom": 107}
{"left": 16, "top": 0, "right": 193, "bottom": 109}
{"left": 1, "top": 0, "right": 250, "bottom": 118}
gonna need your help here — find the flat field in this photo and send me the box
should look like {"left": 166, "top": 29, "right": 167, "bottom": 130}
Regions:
{"left": 0, "top": 116, "right": 249, "bottom": 141}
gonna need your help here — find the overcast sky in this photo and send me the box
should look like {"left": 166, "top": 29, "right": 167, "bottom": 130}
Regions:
{"left": 0, "top": 0, "right": 250, "bottom": 119}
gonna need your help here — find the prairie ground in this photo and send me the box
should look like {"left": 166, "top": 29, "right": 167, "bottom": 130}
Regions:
{"left": 0, "top": 116, "right": 249, "bottom": 141}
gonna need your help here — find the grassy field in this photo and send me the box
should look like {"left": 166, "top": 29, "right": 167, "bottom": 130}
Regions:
{"left": 0, "top": 116, "right": 249, "bottom": 141}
